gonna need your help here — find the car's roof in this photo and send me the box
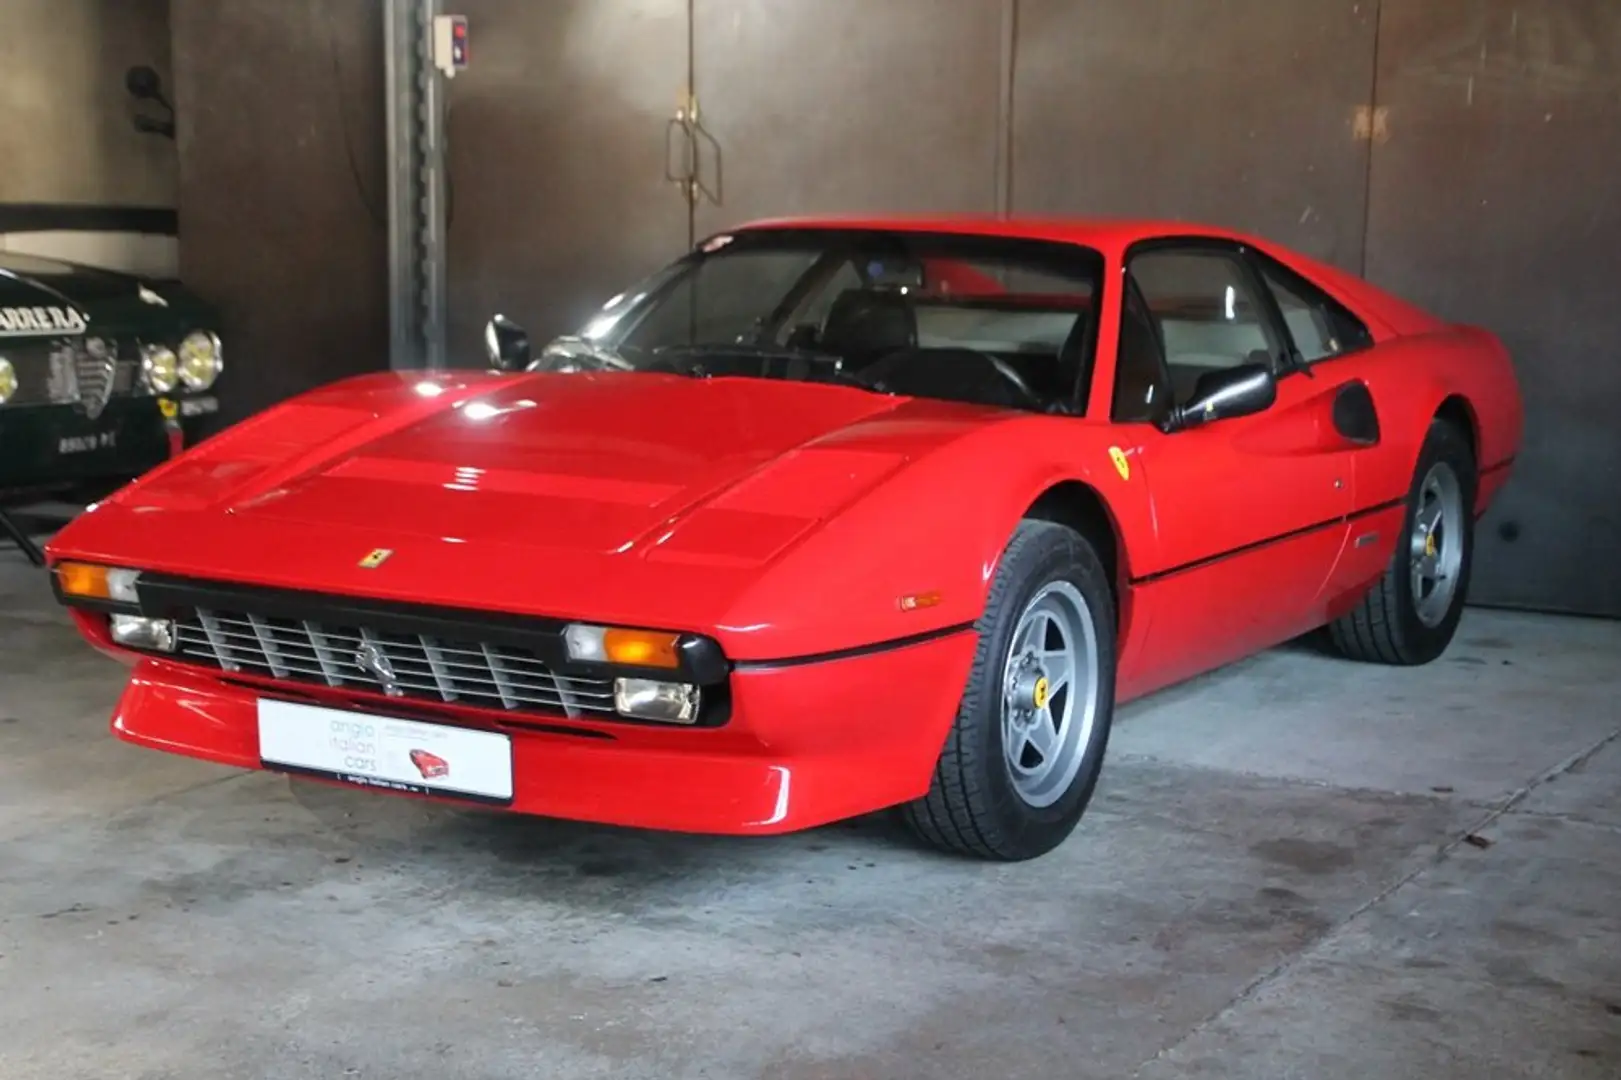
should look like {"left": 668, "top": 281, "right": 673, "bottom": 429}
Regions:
{"left": 727, "top": 214, "right": 1249, "bottom": 257}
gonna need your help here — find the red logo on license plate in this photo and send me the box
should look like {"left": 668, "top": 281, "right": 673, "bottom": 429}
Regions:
{"left": 409, "top": 749, "right": 449, "bottom": 779}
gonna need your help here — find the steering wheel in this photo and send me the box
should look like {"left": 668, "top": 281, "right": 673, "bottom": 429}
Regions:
{"left": 853, "top": 346, "right": 1043, "bottom": 407}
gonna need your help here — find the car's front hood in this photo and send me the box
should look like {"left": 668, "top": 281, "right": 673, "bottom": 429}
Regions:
{"left": 223, "top": 372, "right": 919, "bottom": 553}
{"left": 0, "top": 255, "right": 199, "bottom": 336}
{"left": 50, "top": 370, "right": 999, "bottom": 637}
{"left": 0, "top": 261, "right": 91, "bottom": 336}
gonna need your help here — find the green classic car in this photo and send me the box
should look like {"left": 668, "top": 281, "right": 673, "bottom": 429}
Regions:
{"left": 0, "top": 251, "right": 224, "bottom": 563}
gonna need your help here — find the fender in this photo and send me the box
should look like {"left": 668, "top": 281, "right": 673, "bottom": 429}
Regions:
{"left": 716, "top": 415, "right": 1150, "bottom": 662}
{"left": 1350, "top": 329, "right": 1522, "bottom": 515}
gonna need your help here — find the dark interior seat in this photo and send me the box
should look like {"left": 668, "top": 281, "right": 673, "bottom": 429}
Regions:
{"left": 818, "top": 288, "right": 917, "bottom": 368}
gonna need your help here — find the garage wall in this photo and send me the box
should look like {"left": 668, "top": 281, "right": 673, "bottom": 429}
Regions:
{"left": 1364, "top": 0, "right": 1621, "bottom": 616}
{"left": 689, "top": 0, "right": 1006, "bottom": 232}
{"left": 170, "top": 0, "right": 389, "bottom": 428}
{"left": 1011, "top": 1, "right": 1377, "bottom": 270}
{"left": 0, "top": 0, "right": 177, "bottom": 208}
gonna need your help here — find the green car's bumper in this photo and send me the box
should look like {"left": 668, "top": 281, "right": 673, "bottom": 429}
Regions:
{"left": 0, "top": 396, "right": 217, "bottom": 495}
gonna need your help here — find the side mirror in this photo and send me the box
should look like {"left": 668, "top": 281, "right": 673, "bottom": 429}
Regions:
{"left": 1163, "top": 362, "right": 1276, "bottom": 433}
{"left": 484, "top": 314, "right": 531, "bottom": 371}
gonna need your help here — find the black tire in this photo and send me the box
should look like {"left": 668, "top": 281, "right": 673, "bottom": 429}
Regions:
{"left": 902, "top": 519, "right": 1117, "bottom": 861}
{"left": 1329, "top": 418, "right": 1477, "bottom": 665}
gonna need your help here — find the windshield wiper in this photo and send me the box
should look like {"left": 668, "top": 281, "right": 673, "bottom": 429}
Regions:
{"left": 649, "top": 343, "right": 882, "bottom": 391}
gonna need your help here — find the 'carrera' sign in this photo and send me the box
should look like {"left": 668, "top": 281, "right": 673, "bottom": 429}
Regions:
{"left": 0, "top": 305, "right": 87, "bottom": 336}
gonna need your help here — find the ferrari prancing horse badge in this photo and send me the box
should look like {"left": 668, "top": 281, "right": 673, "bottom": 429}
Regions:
{"left": 1109, "top": 446, "right": 1131, "bottom": 481}
{"left": 359, "top": 548, "right": 394, "bottom": 569}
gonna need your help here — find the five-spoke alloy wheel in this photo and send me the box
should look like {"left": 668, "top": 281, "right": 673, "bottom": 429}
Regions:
{"left": 904, "top": 520, "right": 1116, "bottom": 861}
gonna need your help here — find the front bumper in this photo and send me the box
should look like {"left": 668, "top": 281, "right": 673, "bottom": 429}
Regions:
{"left": 0, "top": 397, "right": 215, "bottom": 492}
{"left": 99, "top": 624, "right": 979, "bottom": 834}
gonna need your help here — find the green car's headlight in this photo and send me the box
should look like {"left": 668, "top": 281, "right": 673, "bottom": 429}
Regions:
{"left": 141, "top": 344, "right": 180, "bottom": 393}
{"left": 0, "top": 356, "right": 16, "bottom": 404}
{"left": 178, "top": 331, "right": 223, "bottom": 391}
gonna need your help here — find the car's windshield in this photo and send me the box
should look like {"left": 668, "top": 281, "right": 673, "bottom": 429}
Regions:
{"left": 555, "top": 228, "right": 1106, "bottom": 413}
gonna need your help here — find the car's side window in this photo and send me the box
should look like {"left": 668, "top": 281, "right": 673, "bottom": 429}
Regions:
{"left": 1253, "top": 254, "right": 1375, "bottom": 363}
{"left": 1128, "top": 248, "right": 1282, "bottom": 408}
{"left": 1111, "top": 280, "right": 1171, "bottom": 425}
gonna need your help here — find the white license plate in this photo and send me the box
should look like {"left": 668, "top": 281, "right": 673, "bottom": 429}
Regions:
{"left": 256, "top": 698, "right": 514, "bottom": 805}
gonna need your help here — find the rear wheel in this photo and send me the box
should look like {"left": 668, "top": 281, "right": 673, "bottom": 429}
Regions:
{"left": 902, "top": 520, "right": 1116, "bottom": 861}
{"left": 1329, "top": 418, "right": 1477, "bottom": 665}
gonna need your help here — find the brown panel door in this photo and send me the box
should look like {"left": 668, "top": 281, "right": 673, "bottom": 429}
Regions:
{"left": 1365, "top": 1, "right": 1621, "bottom": 617}
{"left": 688, "top": 0, "right": 1005, "bottom": 237}
{"left": 1012, "top": 0, "right": 1378, "bottom": 272}
{"left": 444, "top": 1, "right": 693, "bottom": 357}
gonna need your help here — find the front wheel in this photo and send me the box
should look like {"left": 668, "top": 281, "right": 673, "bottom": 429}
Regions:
{"left": 902, "top": 520, "right": 1117, "bottom": 861}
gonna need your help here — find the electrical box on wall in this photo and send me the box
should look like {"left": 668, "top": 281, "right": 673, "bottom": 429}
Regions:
{"left": 433, "top": 15, "right": 468, "bottom": 78}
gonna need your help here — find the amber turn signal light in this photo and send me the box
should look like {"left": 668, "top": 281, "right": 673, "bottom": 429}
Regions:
{"left": 603, "top": 628, "right": 680, "bottom": 669}
{"left": 57, "top": 561, "right": 111, "bottom": 599}
{"left": 55, "top": 562, "right": 143, "bottom": 605}
{"left": 563, "top": 623, "right": 682, "bottom": 670}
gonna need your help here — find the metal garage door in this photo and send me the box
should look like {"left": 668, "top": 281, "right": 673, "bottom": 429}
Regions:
{"left": 1009, "top": 0, "right": 1379, "bottom": 273}
{"left": 687, "top": 0, "right": 1005, "bottom": 233}
{"left": 444, "top": 1, "right": 692, "bottom": 351}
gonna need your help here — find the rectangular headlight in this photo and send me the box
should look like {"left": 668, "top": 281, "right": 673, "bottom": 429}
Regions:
{"left": 613, "top": 678, "right": 700, "bottom": 724}
{"left": 110, "top": 614, "right": 176, "bottom": 652}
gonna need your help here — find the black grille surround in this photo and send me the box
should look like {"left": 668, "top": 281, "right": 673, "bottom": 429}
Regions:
{"left": 125, "top": 574, "right": 733, "bottom": 727}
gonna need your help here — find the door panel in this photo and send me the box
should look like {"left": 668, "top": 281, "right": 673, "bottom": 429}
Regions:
{"left": 1115, "top": 242, "right": 1355, "bottom": 681}
{"left": 1364, "top": 0, "right": 1621, "bottom": 617}
{"left": 445, "top": 1, "right": 691, "bottom": 357}
{"left": 1129, "top": 370, "right": 1357, "bottom": 666}
{"left": 689, "top": 0, "right": 1004, "bottom": 235}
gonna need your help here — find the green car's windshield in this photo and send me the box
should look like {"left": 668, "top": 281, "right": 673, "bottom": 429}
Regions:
{"left": 550, "top": 228, "right": 1106, "bottom": 413}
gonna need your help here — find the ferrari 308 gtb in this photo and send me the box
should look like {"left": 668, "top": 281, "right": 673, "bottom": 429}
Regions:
{"left": 47, "top": 217, "right": 1522, "bottom": 860}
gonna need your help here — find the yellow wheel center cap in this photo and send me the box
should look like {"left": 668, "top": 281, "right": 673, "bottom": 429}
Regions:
{"left": 1032, "top": 676, "right": 1051, "bottom": 711}
{"left": 1424, "top": 531, "right": 1437, "bottom": 558}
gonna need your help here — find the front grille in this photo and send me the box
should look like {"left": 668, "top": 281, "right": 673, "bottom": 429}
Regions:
{"left": 1, "top": 335, "right": 143, "bottom": 413}
{"left": 67, "top": 337, "right": 119, "bottom": 419}
{"left": 173, "top": 608, "right": 617, "bottom": 720}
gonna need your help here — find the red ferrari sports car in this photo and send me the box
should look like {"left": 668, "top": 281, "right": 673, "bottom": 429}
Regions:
{"left": 46, "top": 216, "right": 1522, "bottom": 860}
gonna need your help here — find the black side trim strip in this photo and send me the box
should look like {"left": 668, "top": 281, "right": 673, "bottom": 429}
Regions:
{"left": 733, "top": 621, "right": 977, "bottom": 672}
{"left": 1131, "top": 497, "right": 1406, "bottom": 586}
{"left": 0, "top": 203, "right": 178, "bottom": 236}
{"left": 1480, "top": 455, "right": 1515, "bottom": 477}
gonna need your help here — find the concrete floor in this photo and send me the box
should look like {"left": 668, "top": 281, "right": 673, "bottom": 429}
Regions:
{"left": 2, "top": 531, "right": 1619, "bottom": 1079}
